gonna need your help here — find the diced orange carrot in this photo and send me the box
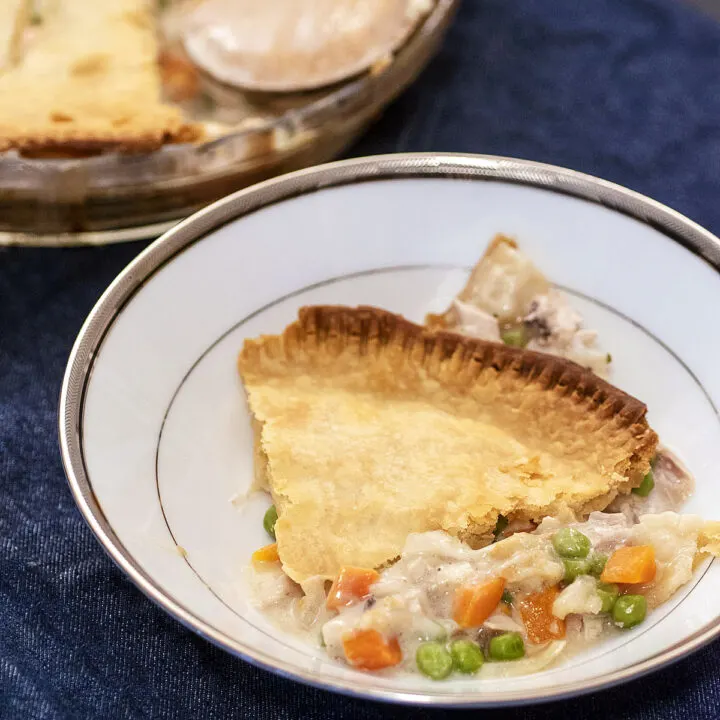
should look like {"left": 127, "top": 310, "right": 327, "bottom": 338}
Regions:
{"left": 601, "top": 545, "right": 656, "bottom": 584}
{"left": 326, "top": 567, "right": 379, "bottom": 610}
{"left": 342, "top": 629, "right": 403, "bottom": 670}
{"left": 251, "top": 543, "right": 280, "bottom": 564}
{"left": 453, "top": 577, "right": 506, "bottom": 628}
{"left": 518, "top": 585, "right": 566, "bottom": 644}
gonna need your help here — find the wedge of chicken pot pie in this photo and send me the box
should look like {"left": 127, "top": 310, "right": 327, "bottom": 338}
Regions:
{"left": 239, "top": 241, "right": 719, "bottom": 681}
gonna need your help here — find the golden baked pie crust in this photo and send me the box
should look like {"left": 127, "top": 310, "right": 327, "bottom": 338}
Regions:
{"left": 0, "top": 0, "right": 199, "bottom": 154}
{"left": 239, "top": 305, "right": 657, "bottom": 583}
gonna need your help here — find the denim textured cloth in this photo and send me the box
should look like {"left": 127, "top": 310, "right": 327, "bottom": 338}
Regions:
{"left": 3, "top": 0, "right": 720, "bottom": 717}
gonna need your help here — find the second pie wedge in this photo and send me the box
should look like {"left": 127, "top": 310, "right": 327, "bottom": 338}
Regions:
{"left": 238, "top": 306, "right": 657, "bottom": 584}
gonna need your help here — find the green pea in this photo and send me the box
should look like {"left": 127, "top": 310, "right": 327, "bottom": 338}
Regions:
{"left": 263, "top": 505, "right": 278, "bottom": 539}
{"left": 501, "top": 589, "right": 513, "bottom": 605}
{"left": 488, "top": 632, "right": 525, "bottom": 661}
{"left": 613, "top": 594, "right": 647, "bottom": 629}
{"left": 552, "top": 528, "right": 592, "bottom": 558}
{"left": 562, "top": 558, "right": 591, "bottom": 582}
{"left": 632, "top": 470, "right": 655, "bottom": 497}
{"left": 596, "top": 582, "right": 620, "bottom": 613}
{"left": 501, "top": 326, "right": 529, "bottom": 348}
{"left": 588, "top": 552, "right": 608, "bottom": 577}
{"left": 449, "top": 639, "right": 484, "bottom": 674}
{"left": 416, "top": 642, "right": 453, "bottom": 680}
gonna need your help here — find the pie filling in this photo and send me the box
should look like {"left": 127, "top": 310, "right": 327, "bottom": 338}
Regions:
{"left": 451, "top": 289, "right": 610, "bottom": 378}
{"left": 240, "top": 235, "right": 719, "bottom": 680}
{"left": 428, "top": 234, "right": 611, "bottom": 377}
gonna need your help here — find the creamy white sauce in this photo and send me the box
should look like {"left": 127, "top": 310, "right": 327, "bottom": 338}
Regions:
{"left": 524, "top": 290, "right": 610, "bottom": 377}
{"left": 251, "top": 493, "right": 715, "bottom": 677}
{"left": 451, "top": 299, "right": 501, "bottom": 342}
{"left": 454, "top": 286, "right": 610, "bottom": 377}
{"left": 552, "top": 576, "right": 602, "bottom": 619}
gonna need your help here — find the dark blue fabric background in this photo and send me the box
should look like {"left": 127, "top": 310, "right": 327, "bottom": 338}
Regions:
{"left": 3, "top": 0, "right": 720, "bottom": 717}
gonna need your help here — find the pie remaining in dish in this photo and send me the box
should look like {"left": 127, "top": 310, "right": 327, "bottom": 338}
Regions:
{"left": 0, "top": 0, "right": 199, "bottom": 154}
{"left": 0, "top": 0, "right": 435, "bottom": 155}
{"left": 238, "top": 236, "right": 720, "bottom": 681}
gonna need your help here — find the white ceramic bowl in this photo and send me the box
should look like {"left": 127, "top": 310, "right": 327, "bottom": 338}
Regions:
{"left": 60, "top": 153, "right": 720, "bottom": 706}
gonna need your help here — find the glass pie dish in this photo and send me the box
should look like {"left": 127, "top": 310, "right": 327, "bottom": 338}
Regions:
{"left": 0, "top": 0, "right": 457, "bottom": 246}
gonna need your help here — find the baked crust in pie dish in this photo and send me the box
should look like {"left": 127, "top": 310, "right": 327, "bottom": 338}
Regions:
{"left": 0, "top": 0, "right": 200, "bottom": 154}
{"left": 238, "top": 305, "right": 657, "bottom": 583}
